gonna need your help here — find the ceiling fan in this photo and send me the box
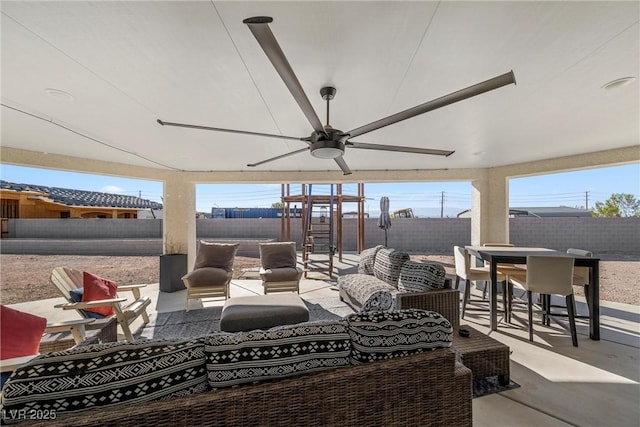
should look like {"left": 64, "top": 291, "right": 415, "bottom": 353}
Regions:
{"left": 158, "top": 16, "right": 516, "bottom": 175}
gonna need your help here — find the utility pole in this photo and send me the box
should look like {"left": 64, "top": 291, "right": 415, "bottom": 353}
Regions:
{"left": 440, "top": 191, "right": 445, "bottom": 218}
{"left": 585, "top": 191, "right": 589, "bottom": 210}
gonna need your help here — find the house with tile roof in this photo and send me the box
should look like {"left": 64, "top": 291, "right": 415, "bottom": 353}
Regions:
{"left": 0, "top": 180, "right": 162, "bottom": 219}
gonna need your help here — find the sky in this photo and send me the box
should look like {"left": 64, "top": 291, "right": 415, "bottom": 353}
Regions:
{"left": 0, "top": 163, "right": 638, "bottom": 218}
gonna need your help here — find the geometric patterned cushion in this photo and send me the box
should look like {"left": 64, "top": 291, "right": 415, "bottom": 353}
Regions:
{"left": 346, "top": 309, "right": 453, "bottom": 364}
{"left": 337, "top": 274, "right": 396, "bottom": 311}
{"left": 360, "top": 289, "right": 397, "bottom": 313}
{"left": 357, "top": 245, "right": 384, "bottom": 275}
{"left": 372, "top": 248, "right": 410, "bottom": 287}
{"left": 0, "top": 339, "right": 208, "bottom": 421}
{"left": 204, "top": 321, "right": 351, "bottom": 389}
{"left": 397, "top": 261, "right": 447, "bottom": 293}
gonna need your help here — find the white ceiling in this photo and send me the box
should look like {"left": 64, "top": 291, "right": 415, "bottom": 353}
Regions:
{"left": 1, "top": 1, "right": 638, "bottom": 175}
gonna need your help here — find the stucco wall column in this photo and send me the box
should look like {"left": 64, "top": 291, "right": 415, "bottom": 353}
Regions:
{"left": 163, "top": 177, "right": 196, "bottom": 267}
{"left": 471, "top": 169, "right": 509, "bottom": 245}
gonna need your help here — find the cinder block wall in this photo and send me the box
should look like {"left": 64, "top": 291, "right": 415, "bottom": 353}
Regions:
{"left": 10, "top": 219, "right": 161, "bottom": 238}
{"left": 3, "top": 217, "right": 639, "bottom": 255}
{"left": 510, "top": 217, "right": 640, "bottom": 253}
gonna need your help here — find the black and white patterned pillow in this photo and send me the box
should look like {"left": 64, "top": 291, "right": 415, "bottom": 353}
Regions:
{"left": 357, "top": 245, "right": 384, "bottom": 275}
{"left": 397, "top": 261, "right": 447, "bottom": 293}
{"left": 338, "top": 274, "right": 396, "bottom": 311}
{"left": 360, "top": 289, "right": 396, "bottom": 312}
{"left": 346, "top": 309, "right": 452, "bottom": 364}
{"left": 204, "top": 320, "right": 351, "bottom": 389}
{"left": 372, "top": 248, "right": 410, "bottom": 287}
{"left": 0, "top": 339, "right": 208, "bottom": 422}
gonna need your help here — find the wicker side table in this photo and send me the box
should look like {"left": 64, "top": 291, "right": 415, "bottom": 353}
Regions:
{"left": 452, "top": 324, "right": 510, "bottom": 385}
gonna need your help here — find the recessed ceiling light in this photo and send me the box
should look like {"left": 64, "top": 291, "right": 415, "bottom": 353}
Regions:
{"left": 45, "top": 88, "right": 75, "bottom": 101}
{"left": 601, "top": 77, "right": 636, "bottom": 90}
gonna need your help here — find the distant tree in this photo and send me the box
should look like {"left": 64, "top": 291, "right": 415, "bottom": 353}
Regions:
{"left": 271, "top": 202, "right": 284, "bottom": 209}
{"left": 591, "top": 193, "right": 640, "bottom": 217}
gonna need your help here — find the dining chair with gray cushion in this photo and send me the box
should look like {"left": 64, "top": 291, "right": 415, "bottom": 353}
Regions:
{"left": 509, "top": 255, "right": 578, "bottom": 346}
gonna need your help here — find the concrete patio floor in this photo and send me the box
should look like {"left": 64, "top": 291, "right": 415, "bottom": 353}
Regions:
{"left": 8, "top": 253, "right": 640, "bottom": 427}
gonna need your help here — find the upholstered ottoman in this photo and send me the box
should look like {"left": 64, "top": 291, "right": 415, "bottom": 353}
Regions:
{"left": 219, "top": 293, "right": 310, "bottom": 332}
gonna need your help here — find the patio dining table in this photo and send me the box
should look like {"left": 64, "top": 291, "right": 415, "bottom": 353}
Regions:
{"left": 465, "top": 246, "right": 600, "bottom": 340}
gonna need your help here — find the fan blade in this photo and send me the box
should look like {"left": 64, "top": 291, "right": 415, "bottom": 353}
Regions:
{"left": 347, "top": 71, "right": 516, "bottom": 138}
{"left": 347, "top": 141, "right": 454, "bottom": 157}
{"left": 247, "top": 147, "right": 309, "bottom": 167}
{"left": 334, "top": 156, "right": 352, "bottom": 175}
{"left": 243, "top": 17, "right": 326, "bottom": 136}
{"left": 157, "top": 119, "right": 306, "bottom": 142}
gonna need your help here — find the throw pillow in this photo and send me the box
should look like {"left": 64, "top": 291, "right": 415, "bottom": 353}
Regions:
{"left": 1, "top": 338, "right": 208, "bottom": 420}
{"left": 69, "top": 288, "right": 105, "bottom": 319}
{"left": 346, "top": 309, "right": 453, "bottom": 364}
{"left": 0, "top": 305, "right": 47, "bottom": 360}
{"left": 69, "top": 288, "right": 83, "bottom": 302}
{"left": 204, "top": 320, "right": 351, "bottom": 389}
{"left": 372, "top": 248, "right": 410, "bottom": 287}
{"left": 259, "top": 242, "right": 297, "bottom": 269}
{"left": 398, "top": 261, "right": 447, "bottom": 293}
{"left": 82, "top": 271, "right": 118, "bottom": 317}
{"left": 357, "top": 245, "right": 384, "bottom": 275}
{"left": 194, "top": 241, "right": 239, "bottom": 271}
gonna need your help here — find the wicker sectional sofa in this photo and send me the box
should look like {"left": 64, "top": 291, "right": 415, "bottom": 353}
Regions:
{"left": 339, "top": 246, "right": 460, "bottom": 327}
{"left": 2, "top": 310, "right": 472, "bottom": 427}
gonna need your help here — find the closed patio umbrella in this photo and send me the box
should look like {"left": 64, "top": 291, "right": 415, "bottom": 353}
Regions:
{"left": 378, "top": 196, "right": 392, "bottom": 247}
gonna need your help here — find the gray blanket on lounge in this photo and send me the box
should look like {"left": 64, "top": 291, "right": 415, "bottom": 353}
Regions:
{"left": 134, "top": 296, "right": 354, "bottom": 341}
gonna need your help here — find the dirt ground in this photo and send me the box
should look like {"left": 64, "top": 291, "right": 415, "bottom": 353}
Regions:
{"left": 1, "top": 254, "right": 638, "bottom": 306}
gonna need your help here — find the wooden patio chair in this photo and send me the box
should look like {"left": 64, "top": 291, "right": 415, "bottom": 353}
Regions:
{"left": 182, "top": 241, "right": 239, "bottom": 311}
{"left": 259, "top": 242, "right": 303, "bottom": 294}
{"left": 50, "top": 267, "right": 151, "bottom": 342}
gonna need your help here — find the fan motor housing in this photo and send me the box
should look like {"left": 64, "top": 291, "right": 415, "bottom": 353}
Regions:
{"left": 310, "top": 130, "right": 346, "bottom": 158}
{"left": 310, "top": 140, "right": 345, "bottom": 159}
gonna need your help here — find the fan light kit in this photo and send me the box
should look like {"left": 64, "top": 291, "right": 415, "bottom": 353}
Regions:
{"left": 158, "top": 16, "right": 516, "bottom": 175}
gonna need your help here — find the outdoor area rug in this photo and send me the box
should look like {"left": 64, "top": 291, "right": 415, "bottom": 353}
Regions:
{"left": 473, "top": 376, "right": 521, "bottom": 398}
{"left": 134, "top": 295, "right": 354, "bottom": 341}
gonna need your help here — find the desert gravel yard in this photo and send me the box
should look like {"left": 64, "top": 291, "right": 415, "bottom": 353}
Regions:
{"left": 0, "top": 253, "right": 638, "bottom": 306}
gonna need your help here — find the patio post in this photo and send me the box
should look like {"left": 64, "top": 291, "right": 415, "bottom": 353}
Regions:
{"left": 162, "top": 176, "right": 197, "bottom": 268}
{"left": 471, "top": 170, "right": 509, "bottom": 246}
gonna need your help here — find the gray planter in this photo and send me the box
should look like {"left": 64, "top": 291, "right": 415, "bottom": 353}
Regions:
{"left": 160, "top": 254, "right": 187, "bottom": 293}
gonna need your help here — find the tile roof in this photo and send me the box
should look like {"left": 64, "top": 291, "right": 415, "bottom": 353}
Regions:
{"left": 0, "top": 180, "right": 163, "bottom": 210}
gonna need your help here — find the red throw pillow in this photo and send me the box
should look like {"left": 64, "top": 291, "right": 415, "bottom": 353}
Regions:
{"left": 82, "top": 272, "right": 118, "bottom": 317}
{"left": 0, "top": 305, "right": 47, "bottom": 360}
